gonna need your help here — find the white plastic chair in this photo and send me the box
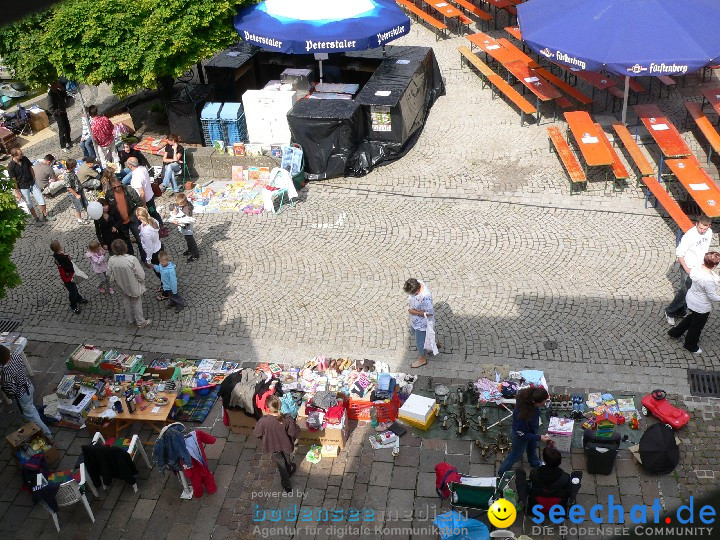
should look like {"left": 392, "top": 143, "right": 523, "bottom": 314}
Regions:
{"left": 36, "top": 462, "right": 95, "bottom": 532}
{"left": 91, "top": 432, "right": 151, "bottom": 492}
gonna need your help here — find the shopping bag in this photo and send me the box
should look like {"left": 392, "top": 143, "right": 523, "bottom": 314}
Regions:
{"left": 424, "top": 314, "right": 439, "bottom": 356}
{"left": 72, "top": 262, "right": 89, "bottom": 280}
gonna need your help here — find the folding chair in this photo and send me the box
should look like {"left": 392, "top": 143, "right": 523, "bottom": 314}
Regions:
{"left": 516, "top": 468, "right": 582, "bottom": 540}
{"left": 91, "top": 432, "right": 151, "bottom": 492}
{"left": 448, "top": 471, "right": 515, "bottom": 520}
{"left": 264, "top": 167, "right": 297, "bottom": 214}
{"left": 36, "top": 462, "right": 95, "bottom": 532}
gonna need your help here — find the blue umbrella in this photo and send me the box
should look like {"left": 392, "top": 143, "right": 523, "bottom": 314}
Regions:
{"left": 234, "top": 0, "right": 411, "bottom": 54}
{"left": 517, "top": 0, "right": 720, "bottom": 122}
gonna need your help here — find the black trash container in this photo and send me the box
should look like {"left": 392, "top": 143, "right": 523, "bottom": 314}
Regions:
{"left": 583, "top": 429, "right": 620, "bottom": 475}
{"left": 165, "top": 84, "right": 214, "bottom": 144}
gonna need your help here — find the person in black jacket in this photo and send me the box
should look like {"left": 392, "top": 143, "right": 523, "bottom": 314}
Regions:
{"left": 94, "top": 197, "right": 132, "bottom": 254}
{"left": 48, "top": 81, "right": 72, "bottom": 151}
{"left": 529, "top": 445, "right": 571, "bottom": 494}
{"left": 117, "top": 142, "right": 150, "bottom": 185}
{"left": 105, "top": 178, "right": 145, "bottom": 262}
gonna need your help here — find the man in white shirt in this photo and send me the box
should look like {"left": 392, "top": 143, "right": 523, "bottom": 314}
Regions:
{"left": 127, "top": 157, "right": 163, "bottom": 227}
{"left": 665, "top": 215, "right": 714, "bottom": 325}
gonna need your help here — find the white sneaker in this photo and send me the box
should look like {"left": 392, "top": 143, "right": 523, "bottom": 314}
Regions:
{"left": 693, "top": 348, "right": 703, "bottom": 355}
{"left": 137, "top": 319, "right": 151, "bottom": 328}
{"left": 665, "top": 312, "right": 675, "bottom": 326}
{"left": 77, "top": 219, "right": 84, "bottom": 224}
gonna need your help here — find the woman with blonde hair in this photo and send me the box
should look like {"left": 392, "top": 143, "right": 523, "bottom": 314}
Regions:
{"left": 135, "top": 207, "right": 162, "bottom": 281}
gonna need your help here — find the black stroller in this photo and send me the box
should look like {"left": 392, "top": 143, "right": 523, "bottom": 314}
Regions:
{"left": 0, "top": 105, "right": 31, "bottom": 136}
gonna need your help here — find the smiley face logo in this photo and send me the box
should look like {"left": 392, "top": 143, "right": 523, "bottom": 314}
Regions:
{"left": 487, "top": 498, "right": 517, "bottom": 528}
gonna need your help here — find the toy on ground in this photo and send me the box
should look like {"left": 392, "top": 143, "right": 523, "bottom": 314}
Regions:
{"left": 629, "top": 413, "right": 639, "bottom": 430}
{"left": 640, "top": 389, "right": 690, "bottom": 430}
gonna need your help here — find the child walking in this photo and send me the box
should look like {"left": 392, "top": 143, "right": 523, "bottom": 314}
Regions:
{"left": 152, "top": 251, "right": 186, "bottom": 312}
{"left": 63, "top": 159, "right": 89, "bottom": 224}
{"left": 253, "top": 395, "right": 299, "bottom": 493}
{"left": 50, "top": 240, "right": 88, "bottom": 314}
{"left": 85, "top": 240, "right": 113, "bottom": 294}
{"left": 170, "top": 193, "right": 199, "bottom": 262}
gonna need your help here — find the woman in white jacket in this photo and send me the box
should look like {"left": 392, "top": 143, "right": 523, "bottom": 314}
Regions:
{"left": 668, "top": 251, "right": 720, "bottom": 355}
{"left": 135, "top": 207, "right": 163, "bottom": 286}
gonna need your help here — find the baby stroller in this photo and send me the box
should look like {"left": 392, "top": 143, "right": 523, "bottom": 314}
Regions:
{"left": 0, "top": 105, "right": 31, "bottom": 136}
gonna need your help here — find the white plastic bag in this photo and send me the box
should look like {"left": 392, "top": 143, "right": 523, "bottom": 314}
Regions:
{"left": 424, "top": 314, "right": 439, "bottom": 356}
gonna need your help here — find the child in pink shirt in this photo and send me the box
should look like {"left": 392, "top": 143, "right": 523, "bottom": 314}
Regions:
{"left": 85, "top": 240, "right": 113, "bottom": 294}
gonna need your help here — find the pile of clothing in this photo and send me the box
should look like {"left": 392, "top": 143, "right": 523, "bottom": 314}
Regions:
{"left": 218, "top": 367, "right": 284, "bottom": 419}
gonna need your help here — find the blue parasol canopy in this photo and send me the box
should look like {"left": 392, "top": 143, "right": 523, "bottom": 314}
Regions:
{"left": 517, "top": 0, "right": 720, "bottom": 77}
{"left": 233, "top": 0, "right": 411, "bottom": 54}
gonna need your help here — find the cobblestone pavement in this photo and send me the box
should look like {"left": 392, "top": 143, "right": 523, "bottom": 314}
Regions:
{"left": 1, "top": 16, "right": 720, "bottom": 540}
{"left": 0, "top": 342, "right": 717, "bottom": 539}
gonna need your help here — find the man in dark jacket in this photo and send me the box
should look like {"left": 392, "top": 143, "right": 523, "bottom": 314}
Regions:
{"left": 105, "top": 177, "right": 145, "bottom": 262}
{"left": 529, "top": 445, "right": 571, "bottom": 496}
{"left": 48, "top": 81, "right": 72, "bottom": 151}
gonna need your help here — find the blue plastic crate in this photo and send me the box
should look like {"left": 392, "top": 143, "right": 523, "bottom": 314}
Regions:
{"left": 220, "top": 102, "right": 248, "bottom": 145}
{"left": 200, "top": 102, "right": 223, "bottom": 147}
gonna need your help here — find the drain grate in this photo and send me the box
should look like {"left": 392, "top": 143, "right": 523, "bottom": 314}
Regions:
{"left": 0, "top": 319, "right": 21, "bottom": 334}
{"left": 688, "top": 370, "right": 720, "bottom": 397}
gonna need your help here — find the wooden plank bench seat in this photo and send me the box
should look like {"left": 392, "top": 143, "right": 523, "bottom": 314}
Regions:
{"left": 641, "top": 176, "right": 693, "bottom": 233}
{"left": 534, "top": 68, "right": 594, "bottom": 107}
{"left": 684, "top": 101, "right": 720, "bottom": 163}
{"left": 595, "top": 123, "right": 630, "bottom": 190}
{"left": 654, "top": 75, "right": 676, "bottom": 99}
{"left": 459, "top": 46, "right": 537, "bottom": 126}
{"left": 450, "top": 0, "right": 493, "bottom": 28}
{"left": 612, "top": 122, "right": 655, "bottom": 183}
{"left": 396, "top": 0, "right": 448, "bottom": 40}
{"left": 547, "top": 126, "right": 587, "bottom": 193}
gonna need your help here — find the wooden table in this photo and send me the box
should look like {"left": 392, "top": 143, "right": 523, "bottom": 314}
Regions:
{"left": 467, "top": 32, "right": 517, "bottom": 66}
{"left": 666, "top": 158, "right": 720, "bottom": 217}
{"left": 564, "top": 111, "right": 614, "bottom": 170}
{"left": 505, "top": 60, "right": 561, "bottom": 121}
{"left": 88, "top": 391, "right": 177, "bottom": 443}
{"left": 480, "top": 0, "right": 515, "bottom": 28}
{"left": 422, "top": 0, "right": 465, "bottom": 32}
{"left": 504, "top": 25, "right": 522, "bottom": 41}
{"left": 634, "top": 104, "right": 692, "bottom": 179}
{"left": 700, "top": 87, "right": 720, "bottom": 126}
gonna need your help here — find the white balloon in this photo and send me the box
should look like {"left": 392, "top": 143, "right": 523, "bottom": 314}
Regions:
{"left": 87, "top": 201, "right": 103, "bottom": 220}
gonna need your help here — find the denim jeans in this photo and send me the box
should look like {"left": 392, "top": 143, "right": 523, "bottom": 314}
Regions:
{"left": 497, "top": 432, "right": 541, "bottom": 477}
{"left": 162, "top": 163, "right": 182, "bottom": 191}
{"left": 20, "top": 185, "right": 45, "bottom": 209}
{"left": 17, "top": 381, "right": 53, "bottom": 439}
{"left": 413, "top": 328, "right": 427, "bottom": 353}
{"left": 118, "top": 167, "right": 132, "bottom": 185}
{"left": 81, "top": 138, "right": 96, "bottom": 159}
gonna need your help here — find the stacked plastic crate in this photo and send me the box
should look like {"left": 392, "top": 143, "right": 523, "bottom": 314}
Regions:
{"left": 219, "top": 102, "right": 248, "bottom": 145}
{"left": 200, "top": 102, "right": 223, "bottom": 147}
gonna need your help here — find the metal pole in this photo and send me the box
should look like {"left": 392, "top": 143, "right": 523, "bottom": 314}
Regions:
{"left": 319, "top": 59, "right": 323, "bottom": 83}
{"left": 74, "top": 83, "right": 99, "bottom": 160}
{"left": 621, "top": 74, "right": 630, "bottom": 124}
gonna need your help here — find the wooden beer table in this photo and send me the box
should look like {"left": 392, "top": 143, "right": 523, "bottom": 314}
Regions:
{"left": 88, "top": 391, "right": 177, "bottom": 443}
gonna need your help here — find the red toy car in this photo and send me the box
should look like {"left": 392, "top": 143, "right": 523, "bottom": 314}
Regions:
{"left": 640, "top": 389, "right": 690, "bottom": 430}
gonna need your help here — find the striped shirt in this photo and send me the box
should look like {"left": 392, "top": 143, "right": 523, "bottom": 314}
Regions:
{"left": 0, "top": 350, "right": 30, "bottom": 398}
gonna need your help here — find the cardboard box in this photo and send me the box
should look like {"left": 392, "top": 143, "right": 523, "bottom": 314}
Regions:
{"left": 398, "top": 394, "right": 436, "bottom": 424}
{"left": 548, "top": 417, "right": 575, "bottom": 453}
{"left": 296, "top": 414, "right": 348, "bottom": 449}
{"left": 108, "top": 112, "right": 135, "bottom": 133}
{"left": 399, "top": 404, "right": 439, "bottom": 430}
{"left": 57, "top": 387, "right": 95, "bottom": 425}
{"left": 144, "top": 366, "right": 181, "bottom": 381}
{"left": 6, "top": 422, "right": 58, "bottom": 464}
{"left": 28, "top": 110, "right": 49, "bottom": 133}
{"left": 321, "top": 444, "right": 339, "bottom": 458}
{"left": 227, "top": 408, "right": 258, "bottom": 436}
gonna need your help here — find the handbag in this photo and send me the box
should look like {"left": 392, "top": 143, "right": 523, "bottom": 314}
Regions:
{"left": 424, "top": 314, "right": 439, "bottom": 356}
{"left": 158, "top": 226, "right": 170, "bottom": 239}
{"left": 72, "top": 262, "right": 89, "bottom": 280}
{"left": 151, "top": 181, "right": 162, "bottom": 198}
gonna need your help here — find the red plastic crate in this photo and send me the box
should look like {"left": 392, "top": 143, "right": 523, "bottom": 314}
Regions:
{"left": 348, "top": 391, "right": 401, "bottom": 423}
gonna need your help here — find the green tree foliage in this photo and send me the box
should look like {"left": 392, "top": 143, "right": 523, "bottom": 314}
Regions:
{"left": 0, "top": 0, "right": 251, "bottom": 96}
{"left": 0, "top": 170, "right": 27, "bottom": 299}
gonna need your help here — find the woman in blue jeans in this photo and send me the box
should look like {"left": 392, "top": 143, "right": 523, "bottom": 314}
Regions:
{"left": 404, "top": 278, "right": 437, "bottom": 368}
{"left": 160, "top": 134, "right": 184, "bottom": 193}
{"left": 497, "top": 387, "right": 551, "bottom": 477}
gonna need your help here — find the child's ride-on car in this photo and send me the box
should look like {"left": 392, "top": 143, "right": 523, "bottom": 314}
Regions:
{"left": 640, "top": 389, "right": 690, "bottom": 430}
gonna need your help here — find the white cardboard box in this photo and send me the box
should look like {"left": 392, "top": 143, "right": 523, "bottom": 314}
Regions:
{"left": 548, "top": 416, "right": 574, "bottom": 453}
{"left": 398, "top": 394, "right": 436, "bottom": 423}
